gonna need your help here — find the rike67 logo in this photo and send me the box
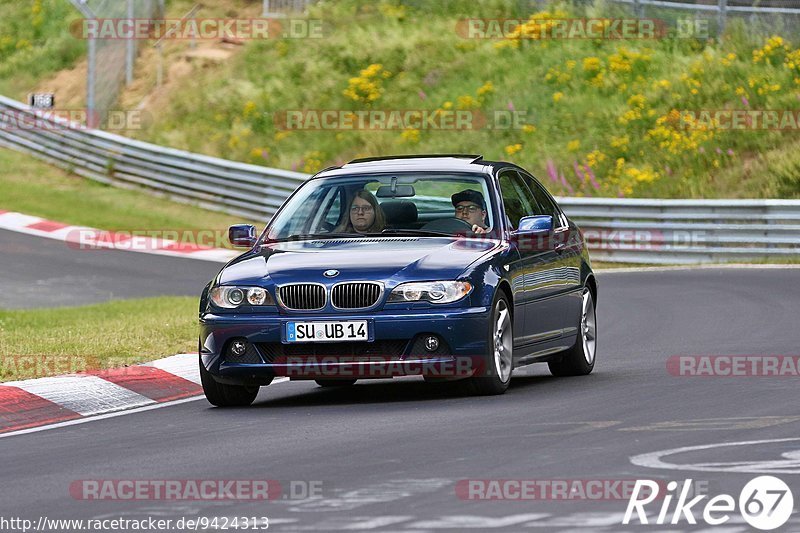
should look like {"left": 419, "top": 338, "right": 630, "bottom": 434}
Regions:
{"left": 623, "top": 476, "right": 794, "bottom": 530}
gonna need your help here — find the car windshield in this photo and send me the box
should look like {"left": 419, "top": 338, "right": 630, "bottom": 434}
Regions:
{"left": 266, "top": 173, "right": 495, "bottom": 241}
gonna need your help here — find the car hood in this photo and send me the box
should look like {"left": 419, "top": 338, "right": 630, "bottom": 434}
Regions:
{"left": 218, "top": 236, "right": 500, "bottom": 286}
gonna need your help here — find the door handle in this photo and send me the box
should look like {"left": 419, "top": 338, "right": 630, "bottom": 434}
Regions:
{"left": 554, "top": 243, "right": 566, "bottom": 254}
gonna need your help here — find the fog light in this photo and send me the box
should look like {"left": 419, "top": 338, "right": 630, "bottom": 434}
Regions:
{"left": 424, "top": 336, "right": 439, "bottom": 352}
{"left": 230, "top": 340, "right": 247, "bottom": 357}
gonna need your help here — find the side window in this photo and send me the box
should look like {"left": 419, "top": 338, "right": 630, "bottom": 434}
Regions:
{"left": 521, "top": 173, "right": 564, "bottom": 227}
{"left": 323, "top": 188, "right": 343, "bottom": 227}
{"left": 498, "top": 169, "right": 535, "bottom": 229}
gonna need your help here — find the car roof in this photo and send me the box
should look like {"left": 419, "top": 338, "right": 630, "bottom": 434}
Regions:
{"left": 313, "top": 154, "right": 512, "bottom": 179}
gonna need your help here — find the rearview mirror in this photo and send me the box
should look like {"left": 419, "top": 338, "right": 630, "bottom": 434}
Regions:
{"left": 228, "top": 224, "right": 257, "bottom": 247}
{"left": 376, "top": 184, "right": 415, "bottom": 198}
{"left": 516, "top": 215, "right": 553, "bottom": 232}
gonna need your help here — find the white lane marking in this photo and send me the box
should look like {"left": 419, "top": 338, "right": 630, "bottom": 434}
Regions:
{"left": 407, "top": 514, "right": 548, "bottom": 529}
{"left": 630, "top": 437, "right": 800, "bottom": 474}
{"left": 287, "top": 479, "right": 451, "bottom": 512}
{"left": 338, "top": 516, "right": 415, "bottom": 530}
{"left": 620, "top": 416, "right": 800, "bottom": 432}
{"left": 5, "top": 374, "right": 155, "bottom": 416}
{"left": 146, "top": 353, "right": 202, "bottom": 384}
{"left": 597, "top": 264, "right": 800, "bottom": 274}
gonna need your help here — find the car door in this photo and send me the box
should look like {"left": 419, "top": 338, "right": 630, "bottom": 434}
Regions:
{"left": 519, "top": 171, "right": 583, "bottom": 337}
{"left": 497, "top": 168, "right": 559, "bottom": 347}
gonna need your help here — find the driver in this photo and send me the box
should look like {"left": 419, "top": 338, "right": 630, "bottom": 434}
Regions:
{"left": 452, "top": 189, "right": 488, "bottom": 234}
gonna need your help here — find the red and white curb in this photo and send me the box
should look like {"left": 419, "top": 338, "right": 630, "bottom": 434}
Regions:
{"left": 0, "top": 353, "right": 200, "bottom": 437}
{"left": 0, "top": 353, "right": 289, "bottom": 437}
{"left": 0, "top": 210, "right": 238, "bottom": 263}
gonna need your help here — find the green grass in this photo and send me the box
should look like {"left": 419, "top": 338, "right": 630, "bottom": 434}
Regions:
{"left": 0, "top": 147, "right": 256, "bottom": 232}
{"left": 127, "top": 0, "right": 800, "bottom": 199}
{"left": 0, "top": 297, "right": 198, "bottom": 382}
{"left": 0, "top": 0, "right": 85, "bottom": 99}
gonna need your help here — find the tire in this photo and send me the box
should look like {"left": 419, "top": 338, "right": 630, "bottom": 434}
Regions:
{"left": 199, "top": 359, "right": 262, "bottom": 407}
{"left": 315, "top": 379, "right": 357, "bottom": 387}
{"left": 464, "top": 293, "right": 513, "bottom": 395}
{"left": 548, "top": 286, "right": 597, "bottom": 377}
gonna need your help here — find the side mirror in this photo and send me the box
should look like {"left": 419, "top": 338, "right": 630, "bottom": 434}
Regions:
{"left": 228, "top": 224, "right": 257, "bottom": 247}
{"left": 516, "top": 215, "right": 553, "bottom": 233}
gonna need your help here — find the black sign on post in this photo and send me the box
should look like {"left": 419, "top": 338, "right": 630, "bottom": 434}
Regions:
{"left": 28, "top": 93, "right": 55, "bottom": 109}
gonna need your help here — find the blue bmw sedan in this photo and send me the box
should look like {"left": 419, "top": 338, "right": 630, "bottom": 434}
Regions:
{"left": 199, "top": 155, "right": 597, "bottom": 406}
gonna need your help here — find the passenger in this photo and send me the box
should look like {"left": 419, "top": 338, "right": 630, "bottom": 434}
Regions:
{"left": 452, "top": 189, "right": 488, "bottom": 234}
{"left": 338, "top": 190, "right": 386, "bottom": 234}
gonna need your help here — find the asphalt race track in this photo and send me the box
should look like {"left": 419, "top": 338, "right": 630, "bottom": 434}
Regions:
{"left": 0, "top": 229, "right": 222, "bottom": 308}
{"left": 1, "top": 231, "right": 799, "bottom": 531}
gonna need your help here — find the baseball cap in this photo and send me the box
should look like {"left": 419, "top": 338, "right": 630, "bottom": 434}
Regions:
{"left": 451, "top": 189, "right": 486, "bottom": 210}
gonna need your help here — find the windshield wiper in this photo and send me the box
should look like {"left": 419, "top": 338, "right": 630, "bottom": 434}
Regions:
{"left": 376, "top": 229, "right": 454, "bottom": 237}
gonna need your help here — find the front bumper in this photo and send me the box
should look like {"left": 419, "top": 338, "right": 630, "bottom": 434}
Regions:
{"left": 200, "top": 306, "right": 492, "bottom": 384}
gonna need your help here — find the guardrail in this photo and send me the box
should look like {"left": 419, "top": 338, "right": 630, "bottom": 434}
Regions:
{"left": 558, "top": 197, "right": 800, "bottom": 264}
{"left": 1, "top": 95, "right": 798, "bottom": 264}
{"left": 0, "top": 95, "right": 307, "bottom": 221}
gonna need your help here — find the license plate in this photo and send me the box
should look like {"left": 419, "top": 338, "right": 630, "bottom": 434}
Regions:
{"left": 286, "top": 321, "right": 368, "bottom": 342}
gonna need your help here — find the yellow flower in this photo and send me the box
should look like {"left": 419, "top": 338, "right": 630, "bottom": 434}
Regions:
{"left": 242, "top": 101, "right": 257, "bottom": 118}
{"left": 505, "top": 143, "right": 523, "bottom": 156}
{"left": 627, "top": 94, "right": 646, "bottom": 109}
{"left": 585, "top": 149, "right": 607, "bottom": 168}
{"left": 302, "top": 151, "right": 324, "bottom": 174}
{"left": 610, "top": 135, "right": 629, "bottom": 151}
{"left": 456, "top": 95, "right": 480, "bottom": 109}
{"left": 442, "top": 101, "right": 453, "bottom": 110}
{"left": 274, "top": 131, "right": 291, "bottom": 142}
{"left": 582, "top": 57, "right": 602, "bottom": 72}
{"left": 735, "top": 86, "right": 746, "bottom": 95}
{"left": 567, "top": 139, "right": 581, "bottom": 152}
{"left": 477, "top": 81, "right": 495, "bottom": 97}
{"left": 343, "top": 64, "right": 390, "bottom": 103}
{"left": 400, "top": 129, "right": 420, "bottom": 144}
{"left": 552, "top": 91, "right": 564, "bottom": 103}
{"left": 522, "top": 124, "right": 536, "bottom": 133}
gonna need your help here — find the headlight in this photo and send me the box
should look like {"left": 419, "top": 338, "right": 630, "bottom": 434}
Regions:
{"left": 388, "top": 281, "right": 472, "bottom": 304}
{"left": 210, "top": 286, "right": 274, "bottom": 308}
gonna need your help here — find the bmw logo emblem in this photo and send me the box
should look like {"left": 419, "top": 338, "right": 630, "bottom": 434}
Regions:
{"left": 323, "top": 269, "right": 339, "bottom": 278}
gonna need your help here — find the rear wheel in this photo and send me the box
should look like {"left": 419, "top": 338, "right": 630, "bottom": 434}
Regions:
{"left": 548, "top": 287, "right": 596, "bottom": 377}
{"left": 199, "top": 360, "right": 261, "bottom": 407}
{"left": 464, "top": 293, "right": 513, "bottom": 395}
{"left": 315, "top": 379, "right": 357, "bottom": 387}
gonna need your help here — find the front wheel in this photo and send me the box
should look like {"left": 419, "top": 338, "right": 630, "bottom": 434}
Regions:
{"left": 548, "top": 287, "right": 596, "bottom": 377}
{"left": 199, "top": 360, "right": 262, "bottom": 407}
{"left": 464, "top": 293, "right": 513, "bottom": 395}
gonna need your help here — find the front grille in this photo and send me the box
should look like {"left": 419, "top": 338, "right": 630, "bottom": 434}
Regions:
{"left": 277, "top": 283, "right": 326, "bottom": 310}
{"left": 331, "top": 282, "right": 382, "bottom": 309}
{"left": 258, "top": 340, "right": 407, "bottom": 362}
